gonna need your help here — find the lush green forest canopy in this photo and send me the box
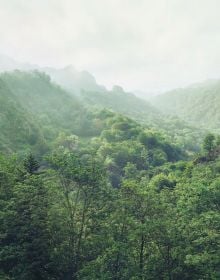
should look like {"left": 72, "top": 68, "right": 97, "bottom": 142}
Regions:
{"left": 0, "top": 70, "right": 220, "bottom": 279}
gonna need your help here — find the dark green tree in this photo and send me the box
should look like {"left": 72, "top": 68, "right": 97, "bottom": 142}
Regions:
{"left": 23, "top": 153, "right": 40, "bottom": 174}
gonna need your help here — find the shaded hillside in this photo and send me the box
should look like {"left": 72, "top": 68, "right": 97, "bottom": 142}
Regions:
{"left": 0, "top": 78, "right": 44, "bottom": 152}
{"left": 151, "top": 80, "right": 220, "bottom": 131}
{"left": 1, "top": 70, "right": 87, "bottom": 140}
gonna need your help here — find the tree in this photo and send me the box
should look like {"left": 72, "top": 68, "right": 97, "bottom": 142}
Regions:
{"left": 48, "top": 150, "right": 113, "bottom": 279}
{"left": 23, "top": 153, "right": 40, "bottom": 174}
{"left": 203, "top": 133, "right": 215, "bottom": 153}
{"left": 0, "top": 158, "right": 54, "bottom": 280}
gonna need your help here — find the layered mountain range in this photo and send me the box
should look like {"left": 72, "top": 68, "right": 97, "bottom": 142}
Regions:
{"left": 0, "top": 54, "right": 217, "bottom": 154}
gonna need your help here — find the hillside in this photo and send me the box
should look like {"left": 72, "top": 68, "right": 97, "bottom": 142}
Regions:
{"left": 151, "top": 80, "right": 220, "bottom": 131}
{"left": 80, "top": 85, "right": 161, "bottom": 125}
{"left": 0, "top": 78, "right": 44, "bottom": 152}
{"left": 81, "top": 86, "right": 206, "bottom": 152}
{"left": 0, "top": 70, "right": 88, "bottom": 140}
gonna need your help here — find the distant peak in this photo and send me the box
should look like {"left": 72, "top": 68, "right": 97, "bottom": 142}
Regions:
{"left": 112, "top": 85, "right": 124, "bottom": 92}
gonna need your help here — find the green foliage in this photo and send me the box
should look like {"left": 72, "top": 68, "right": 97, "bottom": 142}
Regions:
{"left": 0, "top": 155, "right": 55, "bottom": 279}
{"left": 1, "top": 133, "right": 220, "bottom": 279}
{"left": 203, "top": 133, "right": 215, "bottom": 152}
{"left": 1, "top": 70, "right": 86, "bottom": 139}
{"left": 23, "top": 153, "right": 40, "bottom": 174}
{"left": 93, "top": 115, "right": 184, "bottom": 187}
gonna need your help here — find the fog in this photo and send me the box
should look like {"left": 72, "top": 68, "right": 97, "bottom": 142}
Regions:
{"left": 0, "top": 0, "right": 220, "bottom": 93}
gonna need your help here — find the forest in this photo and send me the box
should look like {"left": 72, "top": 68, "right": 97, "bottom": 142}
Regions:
{"left": 0, "top": 70, "right": 220, "bottom": 280}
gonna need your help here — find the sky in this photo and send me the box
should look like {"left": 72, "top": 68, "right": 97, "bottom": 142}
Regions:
{"left": 0, "top": 0, "right": 220, "bottom": 92}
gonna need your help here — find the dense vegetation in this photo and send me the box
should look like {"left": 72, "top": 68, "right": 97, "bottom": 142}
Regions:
{"left": 0, "top": 70, "right": 219, "bottom": 279}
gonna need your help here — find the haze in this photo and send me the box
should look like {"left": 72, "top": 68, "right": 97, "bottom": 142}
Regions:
{"left": 0, "top": 0, "right": 220, "bottom": 92}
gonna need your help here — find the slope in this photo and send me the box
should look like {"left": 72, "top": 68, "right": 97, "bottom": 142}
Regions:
{"left": 1, "top": 70, "right": 86, "bottom": 140}
{"left": 80, "top": 85, "right": 161, "bottom": 125}
{"left": 0, "top": 78, "right": 44, "bottom": 152}
{"left": 151, "top": 80, "right": 220, "bottom": 131}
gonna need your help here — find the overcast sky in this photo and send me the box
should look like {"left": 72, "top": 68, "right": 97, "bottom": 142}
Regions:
{"left": 0, "top": 0, "right": 220, "bottom": 92}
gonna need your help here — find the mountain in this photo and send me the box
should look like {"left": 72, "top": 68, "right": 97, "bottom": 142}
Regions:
{"left": 43, "top": 65, "right": 106, "bottom": 94}
{"left": 151, "top": 80, "right": 220, "bottom": 131}
{"left": 0, "top": 55, "right": 206, "bottom": 151}
{"left": 0, "top": 54, "right": 105, "bottom": 94}
{"left": 0, "top": 54, "right": 163, "bottom": 128}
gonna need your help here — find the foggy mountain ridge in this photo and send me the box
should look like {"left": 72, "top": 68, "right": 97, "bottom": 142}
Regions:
{"left": 1, "top": 53, "right": 220, "bottom": 133}
{"left": 0, "top": 54, "right": 160, "bottom": 121}
{"left": 42, "top": 65, "right": 106, "bottom": 94}
{"left": 0, "top": 54, "right": 105, "bottom": 95}
{"left": 1, "top": 53, "right": 220, "bottom": 100}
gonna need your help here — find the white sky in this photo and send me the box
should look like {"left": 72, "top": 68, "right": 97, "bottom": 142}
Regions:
{"left": 0, "top": 0, "right": 220, "bottom": 92}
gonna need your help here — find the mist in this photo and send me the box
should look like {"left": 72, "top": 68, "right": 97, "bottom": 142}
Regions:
{"left": 1, "top": 0, "right": 220, "bottom": 93}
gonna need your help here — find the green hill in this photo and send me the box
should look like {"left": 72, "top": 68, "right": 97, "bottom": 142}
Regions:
{"left": 1, "top": 70, "right": 87, "bottom": 140}
{"left": 151, "top": 80, "right": 220, "bottom": 131}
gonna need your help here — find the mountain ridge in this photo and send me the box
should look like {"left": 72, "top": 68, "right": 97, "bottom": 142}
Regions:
{"left": 151, "top": 79, "right": 220, "bottom": 131}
